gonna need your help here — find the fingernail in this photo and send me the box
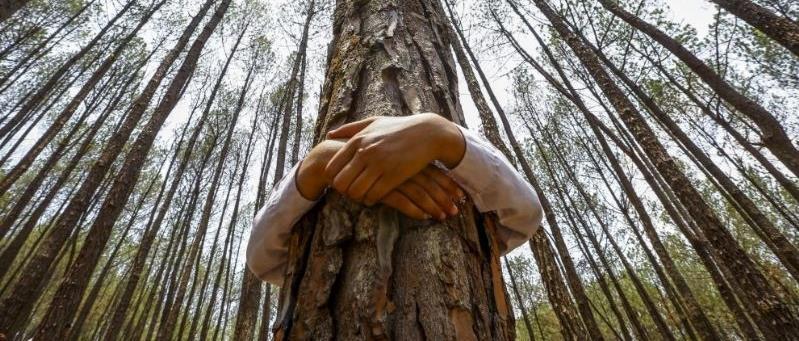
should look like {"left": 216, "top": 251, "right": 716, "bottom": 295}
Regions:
{"left": 423, "top": 214, "right": 432, "bottom": 220}
{"left": 439, "top": 213, "right": 446, "bottom": 221}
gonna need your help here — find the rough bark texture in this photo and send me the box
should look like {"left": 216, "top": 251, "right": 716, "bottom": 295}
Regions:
{"left": 532, "top": 0, "right": 799, "bottom": 337}
{"left": 272, "top": 1, "right": 514, "bottom": 340}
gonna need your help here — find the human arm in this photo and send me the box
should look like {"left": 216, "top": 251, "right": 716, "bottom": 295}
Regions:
{"left": 246, "top": 140, "right": 464, "bottom": 284}
{"left": 325, "top": 114, "right": 544, "bottom": 254}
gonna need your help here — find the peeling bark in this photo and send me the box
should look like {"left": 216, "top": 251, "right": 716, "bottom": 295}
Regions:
{"left": 273, "top": 1, "right": 513, "bottom": 340}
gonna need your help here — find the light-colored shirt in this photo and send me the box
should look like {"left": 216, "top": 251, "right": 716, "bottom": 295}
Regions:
{"left": 247, "top": 126, "right": 543, "bottom": 285}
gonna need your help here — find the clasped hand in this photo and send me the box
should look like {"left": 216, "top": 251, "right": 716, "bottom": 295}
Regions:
{"left": 296, "top": 113, "right": 467, "bottom": 220}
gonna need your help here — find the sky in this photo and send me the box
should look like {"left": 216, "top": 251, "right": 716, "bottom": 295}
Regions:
{"left": 18, "top": 0, "right": 720, "bottom": 277}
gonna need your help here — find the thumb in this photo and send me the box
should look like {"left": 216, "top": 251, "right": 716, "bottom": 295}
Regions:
{"left": 327, "top": 117, "right": 377, "bottom": 138}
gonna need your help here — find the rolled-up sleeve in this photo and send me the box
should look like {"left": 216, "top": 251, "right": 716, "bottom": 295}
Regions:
{"left": 246, "top": 163, "right": 316, "bottom": 285}
{"left": 448, "top": 126, "right": 543, "bottom": 254}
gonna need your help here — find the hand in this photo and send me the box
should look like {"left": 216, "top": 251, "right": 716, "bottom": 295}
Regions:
{"left": 324, "top": 113, "right": 466, "bottom": 206}
{"left": 298, "top": 139, "right": 464, "bottom": 220}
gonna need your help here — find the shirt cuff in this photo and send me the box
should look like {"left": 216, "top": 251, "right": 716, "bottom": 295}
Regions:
{"left": 448, "top": 126, "right": 500, "bottom": 204}
{"left": 247, "top": 163, "right": 317, "bottom": 284}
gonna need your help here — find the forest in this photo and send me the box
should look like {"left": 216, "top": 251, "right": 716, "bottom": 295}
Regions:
{"left": 0, "top": 0, "right": 797, "bottom": 339}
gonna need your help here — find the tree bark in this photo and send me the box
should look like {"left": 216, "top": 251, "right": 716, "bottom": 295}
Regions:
{"left": 273, "top": 1, "right": 514, "bottom": 340}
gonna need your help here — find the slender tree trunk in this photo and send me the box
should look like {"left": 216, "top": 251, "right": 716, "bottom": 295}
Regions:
{"left": 579, "top": 125, "right": 719, "bottom": 340}
{"left": 709, "top": 0, "right": 799, "bottom": 57}
{"left": 290, "top": 0, "right": 315, "bottom": 166}
{"left": 0, "top": 0, "right": 135, "bottom": 141}
{"left": 528, "top": 115, "right": 676, "bottom": 340}
{"left": 24, "top": 1, "right": 229, "bottom": 338}
{"left": 443, "top": 4, "right": 512, "bottom": 159}
{"left": 233, "top": 101, "right": 282, "bottom": 341}
{"left": 67, "top": 160, "right": 162, "bottom": 339}
{"left": 561, "top": 201, "right": 650, "bottom": 340}
{"left": 0, "top": 0, "right": 165, "bottom": 196}
{"left": 500, "top": 3, "right": 759, "bottom": 336}
{"left": 0, "top": 0, "right": 93, "bottom": 92}
{"left": 0, "top": 0, "right": 216, "bottom": 332}
{"left": 641, "top": 50, "right": 799, "bottom": 204}
{"left": 0, "top": 65, "right": 129, "bottom": 238}
{"left": 103, "top": 21, "right": 246, "bottom": 340}
{"left": 587, "top": 36, "right": 799, "bottom": 283}
{"left": 597, "top": 0, "right": 799, "bottom": 177}
{"left": 0, "top": 71, "right": 132, "bottom": 275}
{"left": 198, "top": 99, "right": 262, "bottom": 340}
{"left": 531, "top": 0, "right": 799, "bottom": 336}
{"left": 274, "top": 1, "right": 514, "bottom": 340}
{"left": 0, "top": 0, "right": 31, "bottom": 23}
{"left": 156, "top": 27, "right": 249, "bottom": 339}
{"left": 446, "top": 3, "right": 598, "bottom": 339}
{"left": 503, "top": 257, "right": 536, "bottom": 341}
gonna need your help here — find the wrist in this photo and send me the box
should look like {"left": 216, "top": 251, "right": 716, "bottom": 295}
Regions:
{"left": 430, "top": 115, "right": 466, "bottom": 169}
{"left": 296, "top": 140, "right": 345, "bottom": 200}
{"left": 296, "top": 159, "right": 326, "bottom": 200}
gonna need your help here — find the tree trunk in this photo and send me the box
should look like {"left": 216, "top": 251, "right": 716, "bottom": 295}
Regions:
{"left": 0, "top": 0, "right": 135, "bottom": 141}
{"left": 0, "top": 67, "right": 135, "bottom": 276}
{"left": 0, "top": 0, "right": 93, "bottom": 92}
{"left": 103, "top": 22, "right": 244, "bottom": 339}
{"left": 587, "top": 35, "right": 799, "bottom": 283}
{"left": 233, "top": 96, "right": 283, "bottom": 341}
{"left": 273, "top": 1, "right": 514, "bottom": 340}
{"left": 25, "top": 1, "right": 229, "bottom": 338}
{"left": 527, "top": 114, "right": 676, "bottom": 340}
{"left": 0, "top": 0, "right": 165, "bottom": 196}
{"left": 68, "top": 160, "right": 162, "bottom": 339}
{"left": 531, "top": 0, "right": 799, "bottom": 336}
{"left": 710, "top": 0, "right": 799, "bottom": 57}
{"left": 0, "top": 0, "right": 30, "bottom": 23}
{"left": 503, "top": 257, "right": 536, "bottom": 341}
{"left": 155, "top": 24, "right": 247, "bottom": 339}
{"left": 0, "top": 0, "right": 216, "bottom": 332}
{"left": 641, "top": 49, "right": 799, "bottom": 204}
{"left": 597, "top": 0, "right": 799, "bottom": 177}
{"left": 446, "top": 3, "right": 598, "bottom": 339}
{"left": 290, "top": 0, "right": 315, "bottom": 166}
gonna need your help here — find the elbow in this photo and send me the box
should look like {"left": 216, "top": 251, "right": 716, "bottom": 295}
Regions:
{"left": 520, "top": 183, "right": 544, "bottom": 239}
{"left": 245, "top": 228, "right": 261, "bottom": 280}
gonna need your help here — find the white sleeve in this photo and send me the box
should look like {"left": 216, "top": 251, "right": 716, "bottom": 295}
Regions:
{"left": 448, "top": 126, "right": 543, "bottom": 255}
{"left": 246, "top": 163, "right": 317, "bottom": 285}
